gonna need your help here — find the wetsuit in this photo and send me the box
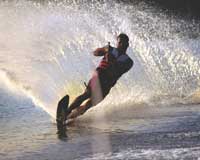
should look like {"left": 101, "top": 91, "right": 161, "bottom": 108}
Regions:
{"left": 67, "top": 46, "right": 133, "bottom": 115}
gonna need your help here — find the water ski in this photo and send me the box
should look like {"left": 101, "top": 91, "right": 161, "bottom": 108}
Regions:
{"left": 56, "top": 95, "right": 69, "bottom": 130}
{"left": 56, "top": 95, "right": 85, "bottom": 129}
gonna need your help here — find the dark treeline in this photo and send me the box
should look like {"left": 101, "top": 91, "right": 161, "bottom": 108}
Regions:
{"left": 120, "top": 0, "right": 200, "bottom": 19}
{"left": 150, "top": 0, "right": 200, "bottom": 17}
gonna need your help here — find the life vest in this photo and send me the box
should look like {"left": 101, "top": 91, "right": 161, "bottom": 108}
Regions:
{"left": 96, "top": 46, "right": 133, "bottom": 88}
{"left": 98, "top": 47, "right": 129, "bottom": 70}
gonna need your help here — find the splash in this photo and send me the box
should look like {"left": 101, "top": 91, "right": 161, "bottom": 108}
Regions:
{"left": 0, "top": 0, "right": 200, "bottom": 118}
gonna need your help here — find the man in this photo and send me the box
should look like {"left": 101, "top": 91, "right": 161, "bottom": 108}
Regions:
{"left": 66, "top": 33, "right": 133, "bottom": 119}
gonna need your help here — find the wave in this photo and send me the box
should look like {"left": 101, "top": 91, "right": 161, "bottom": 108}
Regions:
{"left": 81, "top": 147, "right": 200, "bottom": 160}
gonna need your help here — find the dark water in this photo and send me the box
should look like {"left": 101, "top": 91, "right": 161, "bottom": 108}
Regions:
{"left": 1, "top": 87, "right": 200, "bottom": 160}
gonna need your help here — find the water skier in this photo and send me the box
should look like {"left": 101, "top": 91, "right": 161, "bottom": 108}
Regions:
{"left": 66, "top": 33, "right": 133, "bottom": 119}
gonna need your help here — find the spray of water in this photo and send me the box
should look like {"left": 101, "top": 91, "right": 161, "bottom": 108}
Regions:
{"left": 0, "top": 0, "right": 200, "bottom": 119}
